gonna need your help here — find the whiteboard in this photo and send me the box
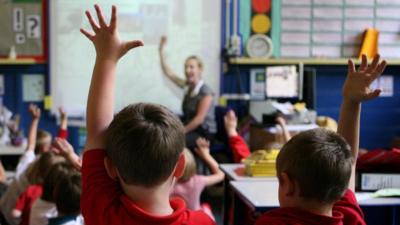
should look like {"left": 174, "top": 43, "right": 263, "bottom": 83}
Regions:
{"left": 50, "top": 0, "right": 221, "bottom": 118}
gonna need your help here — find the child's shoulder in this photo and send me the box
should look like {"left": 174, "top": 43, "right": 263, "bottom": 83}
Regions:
{"left": 184, "top": 208, "right": 215, "bottom": 225}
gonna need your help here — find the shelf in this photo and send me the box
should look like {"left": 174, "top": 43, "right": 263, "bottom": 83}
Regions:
{"left": 229, "top": 57, "right": 400, "bottom": 66}
{"left": 0, "top": 58, "right": 45, "bottom": 65}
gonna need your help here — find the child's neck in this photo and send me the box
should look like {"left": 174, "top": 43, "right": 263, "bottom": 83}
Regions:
{"left": 121, "top": 179, "right": 174, "bottom": 216}
{"left": 294, "top": 199, "right": 333, "bottom": 217}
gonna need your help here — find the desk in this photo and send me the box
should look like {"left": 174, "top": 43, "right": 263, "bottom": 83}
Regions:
{"left": 230, "top": 180, "right": 400, "bottom": 225}
{"left": 220, "top": 164, "right": 278, "bottom": 182}
{"left": 220, "top": 164, "right": 277, "bottom": 225}
{"left": 0, "top": 145, "right": 25, "bottom": 155}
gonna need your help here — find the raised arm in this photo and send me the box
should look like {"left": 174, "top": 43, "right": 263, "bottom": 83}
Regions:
{"left": 53, "top": 137, "right": 82, "bottom": 170}
{"left": 27, "top": 104, "right": 40, "bottom": 151}
{"left": 184, "top": 95, "right": 213, "bottom": 133}
{"left": 276, "top": 116, "right": 291, "bottom": 143}
{"left": 158, "top": 36, "right": 186, "bottom": 88}
{"left": 57, "top": 107, "right": 68, "bottom": 139}
{"left": 195, "top": 138, "right": 224, "bottom": 186}
{"left": 337, "top": 54, "right": 386, "bottom": 191}
{"left": 80, "top": 5, "right": 143, "bottom": 151}
{"left": 224, "top": 110, "right": 251, "bottom": 162}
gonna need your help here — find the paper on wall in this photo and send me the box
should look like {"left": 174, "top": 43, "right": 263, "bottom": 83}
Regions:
{"left": 266, "top": 66, "right": 299, "bottom": 98}
{"left": 22, "top": 74, "right": 45, "bottom": 102}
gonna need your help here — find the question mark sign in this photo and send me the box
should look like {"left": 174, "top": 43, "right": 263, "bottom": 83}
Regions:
{"left": 27, "top": 16, "right": 40, "bottom": 39}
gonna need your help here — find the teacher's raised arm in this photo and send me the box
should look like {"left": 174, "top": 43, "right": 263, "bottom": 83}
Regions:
{"left": 158, "top": 36, "right": 216, "bottom": 149}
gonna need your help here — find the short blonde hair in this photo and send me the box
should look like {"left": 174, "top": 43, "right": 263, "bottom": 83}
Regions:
{"left": 185, "top": 55, "right": 203, "bottom": 70}
{"left": 179, "top": 148, "right": 197, "bottom": 182}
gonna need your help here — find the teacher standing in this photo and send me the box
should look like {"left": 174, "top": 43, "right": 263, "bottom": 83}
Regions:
{"left": 159, "top": 36, "right": 216, "bottom": 149}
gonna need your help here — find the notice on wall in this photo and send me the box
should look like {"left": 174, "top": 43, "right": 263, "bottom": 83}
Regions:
{"left": 22, "top": 74, "right": 45, "bottom": 102}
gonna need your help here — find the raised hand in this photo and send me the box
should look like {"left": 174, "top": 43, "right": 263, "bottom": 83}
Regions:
{"left": 59, "top": 107, "right": 67, "bottom": 121}
{"left": 224, "top": 110, "right": 238, "bottom": 137}
{"left": 29, "top": 104, "right": 41, "bottom": 120}
{"left": 80, "top": 5, "right": 143, "bottom": 62}
{"left": 343, "top": 54, "right": 387, "bottom": 103}
{"left": 195, "top": 137, "right": 210, "bottom": 159}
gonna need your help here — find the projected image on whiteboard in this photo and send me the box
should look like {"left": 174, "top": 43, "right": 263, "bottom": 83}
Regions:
{"left": 50, "top": 0, "right": 220, "bottom": 118}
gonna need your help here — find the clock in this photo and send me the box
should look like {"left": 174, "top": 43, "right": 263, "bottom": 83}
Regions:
{"left": 246, "top": 34, "right": 273, "bottom": 58}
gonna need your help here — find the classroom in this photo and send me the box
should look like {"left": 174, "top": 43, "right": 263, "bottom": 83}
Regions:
{"left": 0, "top": 0, "right": 399, "bottom": 225}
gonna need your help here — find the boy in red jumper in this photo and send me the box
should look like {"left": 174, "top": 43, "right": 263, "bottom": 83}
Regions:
{"left": 80, "top": 5, "right": 214, "bottom": 225}
{"left": 255, "top": 54, "right": 386, "bottom": 225}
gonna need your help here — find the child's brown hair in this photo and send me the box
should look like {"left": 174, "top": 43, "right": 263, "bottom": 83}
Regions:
{"left": 42, "top": 162, "right": 76, "bottom": 202}
{"left": 26, "top": 152, "right": 64, "bottom": 185}
{"left": 276, "top": 128, "right": 353, "bottom": 203}
{"left": 179, "top": 148, "right": 196, "bottom": 182}
{"left": 54, "top": 172, "right": 81, "bottom": 216}
{"left": 105, "top": 103, "right": 185, "bottom": 187}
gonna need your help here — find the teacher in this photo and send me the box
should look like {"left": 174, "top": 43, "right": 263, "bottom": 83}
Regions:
{"left": 159, "top": 36, "right": 216, "bottom": 149}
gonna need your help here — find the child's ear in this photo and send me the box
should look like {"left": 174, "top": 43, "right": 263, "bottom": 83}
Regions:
{"left": 173, "top": 153, "right": 185, "bottom": 178}
{"left": 278, "top": 172, "right": 296, "bottom": 197}
{"left": 104, "top": 156, "right": 118, "bottom": 180}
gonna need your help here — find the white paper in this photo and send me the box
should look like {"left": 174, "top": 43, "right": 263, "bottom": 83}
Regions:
{"left": 0, "top": 75, "right": 4, "bottom": 95}
{"left": 345, "top": 8, "right": 374, "bottom": 19}
{"left": 282, "top": 0, "right": 311, "bottom": 5}
{"left": 344, "top": 20, "right": 373, "bottom": 31}
{"left": 281, "top": 7, "right": 311, "bottom": 19}
{"left": 312, "top": 45, "right": 342, "bottom": 57}
{"left": 313, "top": 7, "right": 343, "bottom": 19}
{"left": 342, "top": 46, "right": 359, "bottom": 57}
{"left": 281, "top": 20, "right": 311, "bottom": 31}
{"left": 313, "top": 20, "right": 342, "bottom": 32}
{"left": 371, "top": 75, "right": 394, "bottom": 97}
{"left": 377, "top": 8, "right": 400, "bottom": 19}
{"left": 313, "top": 0, "right": 342, "bottom": 5}
{"left": 380, "top": 33, "right": 400, "bottom": 45}
{"left": 380, "top": 46, "right": 400, "bottom": 58}
{"left": 280, "top": 45, "right": 311, "bottom": 57}
{"left": 375, "top": 20, "right": 400, "bottom": 32}
{"left": 13, "top": 8, "right": 23, "bottom": 32}
{"left": 361, "top": 173, "right": 400, "bottom": 190}
{"left": 312, "top": 33, "right": 342, "bottom": 44}
{"left": 281, "top": 33, "right": 310, "bottom": 44}
{"left": 26, "top": 15, "right": 41, "bottom": 39}
{"left": 346, "top": 0, "right": 374, "bottom": 6}
{"left": 15, "top": 33, "right": 26, "bottom": 44}
{"left": 343, "top": 32, "right": 363, "bottom": 44}
{"left": 22, "top": 74, "right": 45, "bottom": 102}
{"left": 377, "top": 0, "right": 400, "bottom": 5}
{"left": 266, "top": 66, "right": 299, "bottom": 98}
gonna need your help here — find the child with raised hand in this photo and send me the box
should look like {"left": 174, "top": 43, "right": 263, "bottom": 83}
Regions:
{"left": 255, "top": 54, "right": 386, "bottom": 225}
{"left": 80, "top": 4, "right": 214, "bottom": 225}
{"left": 224, "top": 110, "right": 251, "bottom": 163}
{"left": 171, "top": 138, "right": 225, "bottom": 220}
{"left": 16, "top": 105, "right": 69, "bottom": 180}
{"left": 12, "top": 152, "right": 64, "bottom": 225}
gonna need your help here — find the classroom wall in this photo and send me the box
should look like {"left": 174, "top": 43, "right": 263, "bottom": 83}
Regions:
{"left": 0, "top": 64, "right": 81, "bottom": 152}
{"left": 222, "top": 64, "right": 400, "bottom": 150}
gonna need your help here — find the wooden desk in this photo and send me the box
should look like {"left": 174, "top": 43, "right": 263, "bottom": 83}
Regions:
{"left": 230, "top": 180, "right": 400, "bottom": 225}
